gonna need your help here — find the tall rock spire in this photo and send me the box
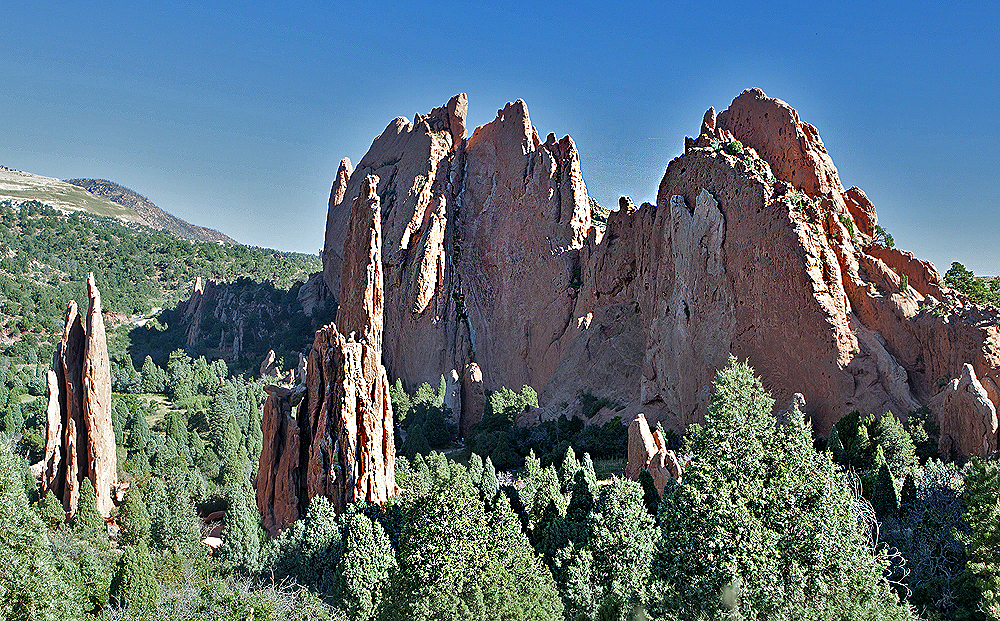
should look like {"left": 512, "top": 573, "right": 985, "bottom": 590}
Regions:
{"left": 43, "top": 273, "right": 118, "bottom": 519}
{"left": 257, "top": 175, "right": 397, "bottom": 536}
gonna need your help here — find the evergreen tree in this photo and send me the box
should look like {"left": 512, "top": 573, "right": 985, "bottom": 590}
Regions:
{"left": 109, "top": 540, "right": 159, "bottom": 612}
{"left": 650, "top": 357, "right": 913, "bottom": 621}
{"left": 558, "top": 445, "right": 581, "bottom": 492}
{"left": 246, "top": 398, "right": 263, "bottom": 466}
{"left": 73, "top": 477, "right": 105, "bottom": 539}
{"left": 219, "top": 453, "right": 261, "bottom": 573}
{"left": 334, "top": 507, "right": 396, "bottom": 620}
{"left": 401, "top": 423, "right": 430, "bottom": 458}
{"left": 827, "top": 425, "right": 845, "bottom": 463}
{"left": 481, "top": 456, "right": 499, "bottom": 507}
{"left": 872, "top": 460, "right": 901, "bottom": 518}
{"left": 389, "top": 378, "right": 411, "bottom": 425}
{"left": 36, "top": 489, "right": 66, "bottom": 527}
{"left": 468, "top": 452, "right": 484, "bottom": 487}
{"left": 957, "top": 457, "right": 1000, "bottom": 620}
{"left": 210, "top": 381, "right": 240, "bottom": 455}
{"left": 638, "top": 469, "right": 660, "bottom": 517}
{"left": 589, "top": 478, "right": 658, "bottom": 620}
{"left": 119, "top": 485, "right": 151, "bottom": 546}
{"left": 0, "top": 438, "right": 81, "bottom": 620}
{"left": 873, "top": 412, "right": 919, "bottom": 477}
{"left": 140, "top": 355, "right": 166, "bottom": 394}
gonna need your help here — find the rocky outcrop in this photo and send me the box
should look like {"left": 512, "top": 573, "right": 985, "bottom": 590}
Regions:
{"left": 43, "top": 274, "right": 118, "bottom": 518}
{"left": 929, "top": 364, "right": 998, "bottom": 459}
{"left": 321, "top": 90, "right": 1000, "bottom": 457}
{"left": 297, "top": 272, "right": 330, "bottom": 317}
{"left": 257, "top": 176, "right": 396, "bottom": 537}
{"left": 322, "top": 94, "right": 590, "bottom": 396}
{"left": 460, "top": 362, "right": 485, "bottom": 439}
{"left": 626, "top": 412, "right": 681, "bottom": 495}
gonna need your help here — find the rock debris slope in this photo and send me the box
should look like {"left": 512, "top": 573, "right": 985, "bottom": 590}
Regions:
{"left": 42, "top": 273, "right": 118, "bottom": 518}
{"left": 322, "top": 89, "right": 1000, "bottom": 459}
{"left": 258, "top": 175, "right": 396, "bottom": 537}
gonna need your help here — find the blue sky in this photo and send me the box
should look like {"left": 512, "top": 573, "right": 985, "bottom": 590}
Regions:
{"left": 2, "top": 1, "right": 998, "bottom": 274}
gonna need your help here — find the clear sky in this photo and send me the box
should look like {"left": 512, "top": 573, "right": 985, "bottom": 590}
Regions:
{"left": 2, "top": 1, "right": 998, "bottom": 274}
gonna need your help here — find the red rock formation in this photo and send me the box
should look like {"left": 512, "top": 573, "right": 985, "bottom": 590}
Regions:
{"left": 43, "top": 274, "right": 118, "bottom": 518}
{"left": 460, "top": 362, "right": 485, "bottom": 439}
{"left": 322, "top": 94, "right": 590, "bottom": 396}
{"left": 320, "top": 90, "right": 1000, "bottom": 458}
{"left": 929, "top": 364, "right": 998, "bottom": 459}
{"left": 626, "top": 412, "right": 681, "bottom": 495}
{"left": 257, "top": 176, "right": 397, "bottom": 537}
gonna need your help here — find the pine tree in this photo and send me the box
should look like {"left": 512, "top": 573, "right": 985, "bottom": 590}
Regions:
{"left": 638, "top": 469, "right": 660, "bottom": 517}
{"left": 481, "top": 456, "right": 499, "bottom": 507}
{"left": 468, "top": 452, "right": 484, "bottom": 487}
{"left": 827, "top": 425, "right": 845, "bottom": 463}
{"left": 957, "top": 457, "right": 1000, "bottom": 620}
{"left": 73, "top": 478, "right": 105, "bottom": 539}
{"left": 651, "top": 357, "right": 913, "bottom": 621}
{"left": 871, "top": 460, "right": 901, "bottom": 518}
{"left": 110, "top": 539, "right": 159, "bottom": 612}
{"left": 119, "top": 485, "right": 151, "bottom": 546}
{"left": 872, "top": 412, "right": 918, "bottom": 477}
{"left": 0, "top": 439, "right": 82, "bottom": 621}
{"left": 36, "top": 489, "right": 66, "bottom": 527}
{"left": 219, "top": 453, "right": 261, "bottom": 573}
{"left": 246, "top": 399, "right": 263, "bottom": 466}
{"left": 334, "top": 508, "right": 396, "bottom": 619}
{"left": 558, "top": 445, "right": 581, "bottom": 492}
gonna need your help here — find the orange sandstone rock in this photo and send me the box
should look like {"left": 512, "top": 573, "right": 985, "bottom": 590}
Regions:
{"left": 43, "top": 274, "right": 118, "bottom": 518}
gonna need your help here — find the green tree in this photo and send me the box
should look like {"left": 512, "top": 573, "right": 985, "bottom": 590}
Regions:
{"left": 109, "top": 539, "right": 159, "bottom": 613}
{"left": 0, "top": 438, "right": 82, "bottom": 620}
{"left": 72, "top": 477, "right": 105, "bottom": 540}
{"left": 649, "top": 357, "right": 913, "bottom": 621}
{"left": 873, "top": 412, "right": 919, "bottom": 477}
{"left": 957, "top": 456, "right": 1000, "bottom": 620}
{"left": 334, "top": 507, "right": 396, "bottom": 620}
{"left": 591, "top": 477, "right": 658, "bottom": 621}
{"left": 219, "top": 453, "right": 261, "bottom": 573}
{"left": 119, "top": 484, "right": 151, "bottom": 546}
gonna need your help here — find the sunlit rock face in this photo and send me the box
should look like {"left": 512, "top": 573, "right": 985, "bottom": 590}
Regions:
{"left": 43, "top": 273, "right": 118, "bottom": 519}
{"left": 319, "top": 89, "right": 1000, "bottom": 460}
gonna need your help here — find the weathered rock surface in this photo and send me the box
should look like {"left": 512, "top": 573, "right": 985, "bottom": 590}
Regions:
{"left": 626, "top": 412, "right": 681, "bottom": 495}
{"left": 323, "top": 94, "right": 590, "bottom": 396}
{"left": 460, "top": 362, "right": 485, "bottom": 439}
{"left": 257, "top": 174, "right": 396, "bottom": 537}
{"left": 43, "top": 274, "right": 118, "bottom": 518}
{"left": 929, "top": 364, "right": 998, "bottom": 459}
{"left": 321, "top": 90, "right": 1000, "bottom": 457}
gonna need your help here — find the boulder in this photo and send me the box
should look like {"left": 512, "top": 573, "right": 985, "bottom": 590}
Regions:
{"left": 43, "top": 274, "right": 118, "bottom": 518}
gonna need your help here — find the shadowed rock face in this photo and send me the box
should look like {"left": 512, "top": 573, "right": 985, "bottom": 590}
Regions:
{"left": 320, "top": 89, "right": 1000, "bottom": 459}
{"left": 43, "top": 274, "right": 118, "bottom": 518}
{"left": 257, "top": 176, "right": 396, "bottom": 537}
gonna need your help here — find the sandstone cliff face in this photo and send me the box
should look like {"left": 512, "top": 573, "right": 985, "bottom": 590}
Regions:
{"left": 257, "top": 176, "right": 396, "bottom": 537}
{"left": 322, "top": 89, "right": 1000, "bottom": 458}
{"left": 626, "top": 412, "right": 682, "bottom": 496}
{"left": 323, "top": 95, "right": 592, "bottom": 437}
{"left": 43, "top": 274, "right": 118, "bottom": 518}
{"left": 563, "top": 88, "right": 1000, "bottom": 456}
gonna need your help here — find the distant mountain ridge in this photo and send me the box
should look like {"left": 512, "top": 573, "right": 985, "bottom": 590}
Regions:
{"left": 66, "top": 178, "right": 237, "bottom": 244}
